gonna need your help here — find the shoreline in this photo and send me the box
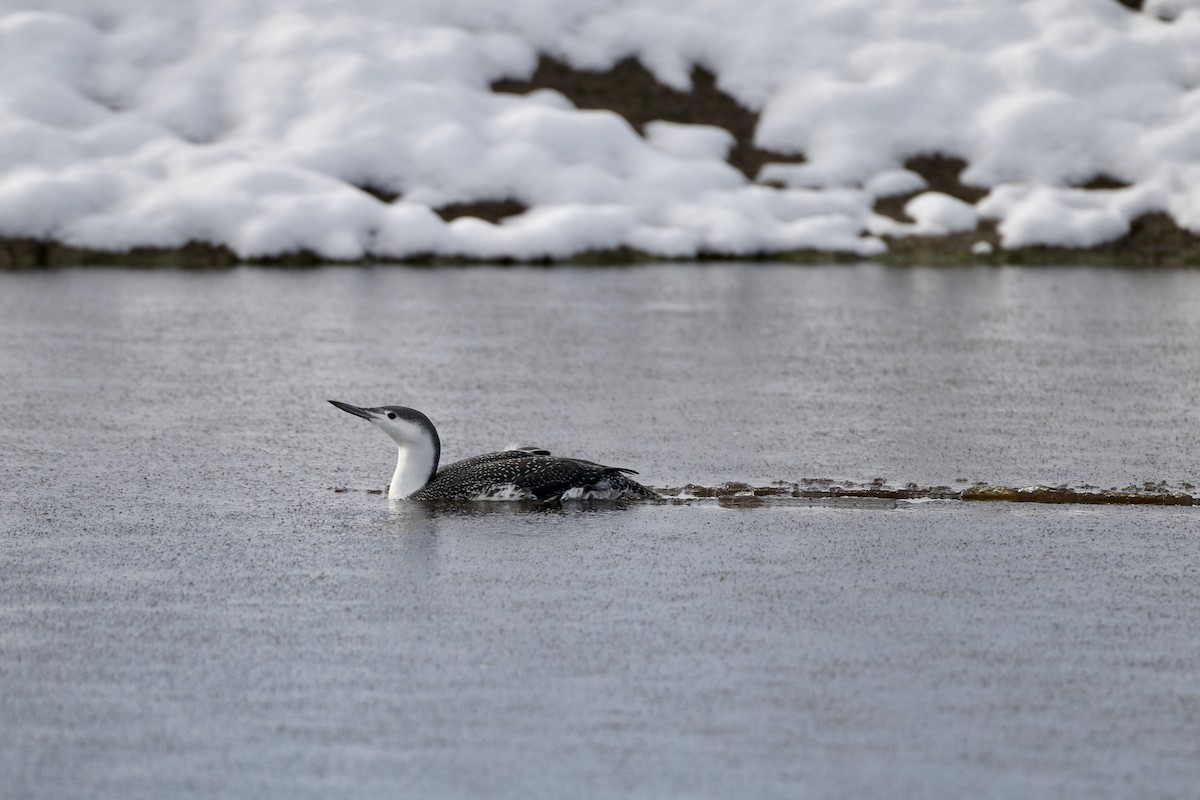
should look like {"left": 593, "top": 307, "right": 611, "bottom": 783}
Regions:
{"left": 4, "top": 231, "right": 1199, "bottom": 270}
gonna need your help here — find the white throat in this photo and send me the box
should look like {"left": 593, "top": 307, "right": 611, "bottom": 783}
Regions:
{"left": 389, "top": 440, "right": 438, "bottom": 499}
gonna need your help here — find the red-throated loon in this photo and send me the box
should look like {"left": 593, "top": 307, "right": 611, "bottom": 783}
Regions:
{"left": 330, "top": 401, "right": 655, "bottom": 502}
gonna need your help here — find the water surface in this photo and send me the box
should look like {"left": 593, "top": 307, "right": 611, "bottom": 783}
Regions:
{"left": 2, "top": 264, "right": 1199, "bottom": 798}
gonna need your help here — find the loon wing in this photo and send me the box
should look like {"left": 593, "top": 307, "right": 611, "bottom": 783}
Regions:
{"left": 419, "top": 452, "right": 650, "bottom": 501}
{"left": 504, "top": 458, "right": 640, "bottom": 502}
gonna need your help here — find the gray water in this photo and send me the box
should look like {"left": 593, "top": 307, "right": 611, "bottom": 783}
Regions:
{"left": 2, "top": 264, "right": 1199, "bottom": 798}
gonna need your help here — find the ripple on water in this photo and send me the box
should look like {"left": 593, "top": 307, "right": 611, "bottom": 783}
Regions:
{"left": 330, "top": 480, "right": 1198, "bottom": 507}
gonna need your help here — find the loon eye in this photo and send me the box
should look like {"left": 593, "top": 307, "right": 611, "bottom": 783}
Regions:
{"left": 387, "top": 411, "right": 397, "bottom": 420}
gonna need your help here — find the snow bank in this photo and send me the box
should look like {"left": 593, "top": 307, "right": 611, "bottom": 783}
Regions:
{"left": 1, "top": 0, "right": 1198, "bottom": 259}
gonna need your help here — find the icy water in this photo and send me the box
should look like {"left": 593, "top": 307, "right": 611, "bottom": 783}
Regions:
{"left": 3, "top": 264, "right": 1200, "bottom": 799}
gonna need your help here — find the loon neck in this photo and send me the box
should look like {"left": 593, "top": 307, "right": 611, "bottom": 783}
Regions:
{"left": 389, "top": 438, "right": 440, "bottom": 499}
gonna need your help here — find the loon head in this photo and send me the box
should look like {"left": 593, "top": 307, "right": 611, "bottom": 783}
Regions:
{"left": 329, "top": 401, "right": 441, "bottom": 499}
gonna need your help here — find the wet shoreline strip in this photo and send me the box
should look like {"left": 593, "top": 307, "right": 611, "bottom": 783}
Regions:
{"left": 657, "top": 482, "right": 1196, "bottom": 506}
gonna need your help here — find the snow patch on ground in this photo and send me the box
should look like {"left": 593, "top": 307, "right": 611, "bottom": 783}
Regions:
{"left": 1, "top": 0, "right": 1199, "bottom": 259}
{"left": 905, "top": 192, "right": 980, "bottom": 235}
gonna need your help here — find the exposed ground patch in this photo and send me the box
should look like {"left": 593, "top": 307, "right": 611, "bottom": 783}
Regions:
{"left": 434, "top": 199, "right": 529, "bottom": 224}
{"left": 871, "top": 155, "right": 990, "bottom": 223}
{"left": 493, "top": 56, "right": 802, "bottom": 181}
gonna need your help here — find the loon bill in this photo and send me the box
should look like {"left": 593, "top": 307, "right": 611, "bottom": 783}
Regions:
{"left": 329, "top": 401, "right": 656, "bottom": 502}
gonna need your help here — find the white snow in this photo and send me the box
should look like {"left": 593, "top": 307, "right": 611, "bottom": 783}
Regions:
{"left": 904, "top": 192, "right": 980, "bottom": 235}
{"left": 1, "top": 0, "right": 1199, "bottom": 259}
{"left": 863, "top": 169, "right": 928, "bottom": 200}
{"left": 983, "top": 185, "right": 1133, "bottom": 249}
